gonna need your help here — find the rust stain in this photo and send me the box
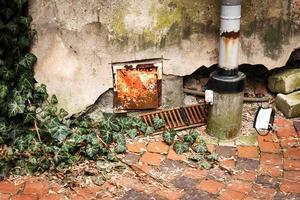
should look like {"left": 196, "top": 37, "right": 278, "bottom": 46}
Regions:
{"left": 221, "top": 31, "right": 240, "bottom": 39}
{"left": 114, "top": 65, "right": 160, "bottom": 111}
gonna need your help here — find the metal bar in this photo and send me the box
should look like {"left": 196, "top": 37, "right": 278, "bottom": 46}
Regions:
{"left": 171, "top": 110, "right": 180, "bottom": 127}
{"left": 186, "top": 107, "right": 196, "bottom": 124}
{"left": 176, "top": 109, "right": 185, "bottom": 126}
{"left": 163, "top": 112, "right": 171, "bottom": 128}
{"left": 147, "top": 115, "right": 153, "bottom": 126}
{"left": 167, "top": 110, "right": 176, "bottom": 128}
{"left": 191, "top": 106, "right": 201, "bottom": 122}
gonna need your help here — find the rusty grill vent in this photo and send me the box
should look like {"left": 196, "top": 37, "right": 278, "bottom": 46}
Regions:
{"left": 140, "top": 104, "right": 208, "bottom": 132}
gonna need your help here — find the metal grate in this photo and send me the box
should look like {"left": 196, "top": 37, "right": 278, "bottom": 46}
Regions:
{"left": 140, "top": 104, "right": 208, "bottom": 132}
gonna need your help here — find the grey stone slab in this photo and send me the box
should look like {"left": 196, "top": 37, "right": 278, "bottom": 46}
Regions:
{"left": 275, "top": 91, "right": 300, "bottom": 118}
{"left": 268, "top": 69, "right": 300, "bottom": 94}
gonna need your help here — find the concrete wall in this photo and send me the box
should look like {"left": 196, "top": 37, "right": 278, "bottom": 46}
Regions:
{"left": 29, "top": 0, "right": 300, "bottom": 115}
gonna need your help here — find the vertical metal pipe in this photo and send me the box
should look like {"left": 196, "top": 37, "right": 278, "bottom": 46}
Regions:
{"left": 206, "top": 0, "right": 245, "bottom": 140}
{"left": 219, "top": 0, "right": 241, "bottom": 75}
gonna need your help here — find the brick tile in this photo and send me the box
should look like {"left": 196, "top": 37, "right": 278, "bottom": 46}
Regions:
{"left": 250, "top": 184, "right": 277, "bottom": 199}
{"left": 258, "top": 138, "right": 280, "bottom": 153}
{"left": 173, "top": 176, "right": 199, "bottom": 190}
{"left": 259, "top": 164, "right": 283, "bottom": 177}
{"left": 40, "top": 194, "right": 64, "bottom": 200}
{"left": 284, "top": 171, "right": 300, "bottom": 182}
{"left": 257, "top": 134, "right": 278, "bottom": 143}
{"left": 49, "top": 183, "right": 63, "bottom": 193}
{"left": 259, "top": 164, "right": 282, "bottom": 177}
{"left": 237, "top": 146, "right": 259, "bottom": 158}
{"left": 127, "top": 143, "right": 146, "bottom": 154}
{"left": 280, "top": 180, "right": 300, "bottom": 194}
{"left": 284, "top": 148, "right": 300, "bottom": 159}
{"left": 23, "top": 180, "right": 49, "bottom": 195}
{"left": 276, "top": 126, "right": 297, "bottom": 138}
{"left": 140, "top": 152, "right": 164, "bottom": 166}
{"left": 260, "top": 153, "right": 282, "bottom": 165}
{"left": 284, "top": 158, "right": 300, "bottom": 170}
{"left": 147, "top": 141, "right": 169, "bottom": 154}
{"left": 207, "top": 144, "right": 216, "bottom": 153}
{"left": 123, "top": 153, "right": 140, "bottom": 165}
{"left": 132, "top": 162, "right": 152, "bottom": 176}
{"left": 219, "top": 159, "right": 236, "bottom": 169}
{"left": 275, "top": 117, "right": 293, "bottom": 127}
{"left": 197, "top": 179, "right": 225, "bottom": 194}
{"left": 227, "top": 180, "right": 252, "bottom": 194}
{"left": 156, "top": 189, "right": 183, "bottom": 200}
{"left": 219, "top": 190, "right": 245, "bottom": 200}
{"left": 255, "top": 175, "right": 280, "bottom": 189}
{"left": 0, "top": 181, "right": 20, "bottom": 194}
{"left": 182, "top": 167, "right": 207, "bottom": 180}
{"left": 167, "top": 148, "right": 187, "bottom": 161}
{"left": 216, "top": 146, "right": 236, "bottom": 158}
{"left": 280, "top": 138, "right": 300, "bottom": 148}
{"left": 0, "top": 193, "right": 10, "bottom": 200}
{"left": 12, "top": 194, "right": 38, "bottom": 200}
{"left": 236, "top": 158, "right": 259, "bottom": 171}
{"left": 233, "top": 170, "right": 256, "bottom": 182}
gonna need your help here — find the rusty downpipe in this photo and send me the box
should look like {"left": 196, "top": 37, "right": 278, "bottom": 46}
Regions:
{"left": 206, "top": 0, "right": 246, "bottom": 140}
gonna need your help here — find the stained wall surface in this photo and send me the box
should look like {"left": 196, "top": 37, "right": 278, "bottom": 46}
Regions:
{"left": 29, "top": 0, "right": 300, "bottom": 114}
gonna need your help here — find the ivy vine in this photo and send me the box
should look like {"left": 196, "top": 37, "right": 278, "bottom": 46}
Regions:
{"left": 0, "top": 0, "right": 217, "bottom": 179}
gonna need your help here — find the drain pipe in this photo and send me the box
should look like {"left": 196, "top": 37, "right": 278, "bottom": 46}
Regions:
{"left": 207, "top": 0, "right": 246, "bottom": 140}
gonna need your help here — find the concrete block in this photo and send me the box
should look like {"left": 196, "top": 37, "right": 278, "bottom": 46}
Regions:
{"left": 268, "top": 69, "right": 300, "bottom": 94}
{"left": 275, "top": 91, "right": 300, "bottom": 118}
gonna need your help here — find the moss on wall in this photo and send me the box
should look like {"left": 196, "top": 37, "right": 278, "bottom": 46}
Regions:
{"left": 107, "top": 0, "right": 298, "bottom": 60}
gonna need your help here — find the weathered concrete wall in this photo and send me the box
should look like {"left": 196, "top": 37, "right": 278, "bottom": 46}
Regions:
{"left": 29, "top": 0, "right": 300, "bottom": 115}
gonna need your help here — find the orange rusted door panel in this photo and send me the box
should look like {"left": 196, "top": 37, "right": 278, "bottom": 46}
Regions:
{"left": 112, "top": 59, "right": 163, "bottom": 112}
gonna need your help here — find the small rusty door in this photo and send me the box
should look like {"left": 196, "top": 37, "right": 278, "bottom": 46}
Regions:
{"left": 112, "top": 58, "right": 163, "bottom": 113}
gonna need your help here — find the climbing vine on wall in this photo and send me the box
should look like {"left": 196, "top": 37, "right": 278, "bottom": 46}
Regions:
{"left": 0, "top": 0, "right": 217, "bottom": 179}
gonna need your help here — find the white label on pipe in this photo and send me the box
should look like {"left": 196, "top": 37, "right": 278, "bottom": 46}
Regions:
{"left": 205, "top": 90, "right": 214, "bottom": 104}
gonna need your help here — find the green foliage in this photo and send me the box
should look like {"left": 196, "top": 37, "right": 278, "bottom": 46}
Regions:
{"left": 173, "top": 142, "right": 189, "bottom": 154}
{"left": 163, "top": 129, "right": 176, "bottom": 145}
{"left": 152, "top": 115, "right": 165, "bottom": 130}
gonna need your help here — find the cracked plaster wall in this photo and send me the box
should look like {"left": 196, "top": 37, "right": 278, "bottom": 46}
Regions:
{"left": 29, "top": 0, "right": 300, "bottom": 115}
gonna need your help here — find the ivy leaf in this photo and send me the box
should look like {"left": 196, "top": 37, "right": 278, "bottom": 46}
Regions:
{"left": 49, "top": 125, "right": 70, "bottom": 143}
{"left": 140, "top": 126, "right": 155, "bottom": 136}
{"left": 8, "top": 99, "right": 26, "bottom": 117}
{"left": 189, "top": 129, "right": 199, "bottom": 140}
{"left": 173, "top": 142, "right": 189, "bottom": 155}
{"left": 0, "top": 81, "right": 8, "bottom": 100}
{"left": 199, "top": 160, "right": 212, "bottom": 170}
{"left": 189, "top": 154, "right": 205, "bottom": 162}
{"left": 107, "top": 152, "right": 117, "bottom": 162}
{"left": 19, "top": 53, "right": 37, "bottom": 69}
{"left": 114, "top": 144, "right": 126, "bottom": 154}
{"left": 34, "top": 84, "right": 48, "bottom": 101}
{"left": 85, "top": 144, "right": 100, "bottom": 159}
{"left": 17, "top": 36, "right": 31, "bottom": 49}
{"left": 126, "top": 129, "right": 137, "bottom": 139}
{"left": 14, "top": 0, "right": 28, "bottom": 8}
{"left": 101, "top": 131, "right": 113, "bottom": 144}
{"left": 153, "top": 116, "right": 165, "bottom": 130}
{"left": 59, "top": 108, "right": 68, "bottom": 118}
{"left": 0, "top": 67, "right": 15, "bottom": 81}
{"left": 184, "top": 134, "right": 196, "bottom": 144}
{"left": 113, "top": 133, "right": 126, "bottom": 145}
{"left": 0, "top": 121, "right": 8, "bottom": 133}
{"left": 193, "top": 140, "right": 208, "bottom": 154}
{"left": 207, "top": 153, "right": 218, "bottom": 161}
{"left": 23, "top": 112, "right": 35, "bottom": 124}
{"left": 6, "top": 22, "right": 18, "bottom": 35}
{"left": 50, "top": 95, "right": 58, "bottom": 104}
{"left": 17, "top": 16, "right": 32, "bottom": 27}
{"left": 163, "top": 129, "right": 176, "bottom": 145}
